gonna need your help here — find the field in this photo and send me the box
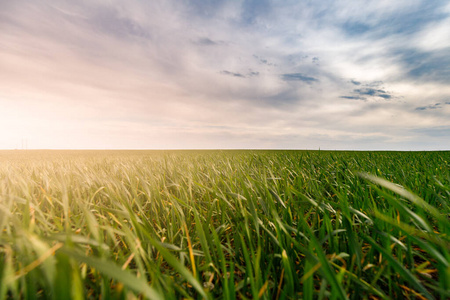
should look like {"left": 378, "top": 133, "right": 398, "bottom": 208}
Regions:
{"left": 0, "top": 150, "right": 449, "bottom": 299}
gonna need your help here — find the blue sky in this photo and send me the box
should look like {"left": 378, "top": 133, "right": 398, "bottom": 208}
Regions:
{"left": 1, "top": 0, "right": 449, "bottom": 150}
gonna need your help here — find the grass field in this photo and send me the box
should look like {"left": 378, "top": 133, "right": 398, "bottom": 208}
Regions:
{"left": 0, "top": 150, "right": 449, "bottom": 299}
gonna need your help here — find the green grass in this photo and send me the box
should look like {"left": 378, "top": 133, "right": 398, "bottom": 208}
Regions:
{"left": 0, "top": 150, "right": 449, "bottom": 299}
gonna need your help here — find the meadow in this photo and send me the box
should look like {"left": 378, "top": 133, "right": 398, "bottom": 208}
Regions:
{"left": 0, "top": 150, "right": 449, "bottom": 299}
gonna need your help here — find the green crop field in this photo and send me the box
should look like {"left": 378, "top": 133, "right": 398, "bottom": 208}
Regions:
{"left": 0, "top": 150, "right": 449, "bottom": 299}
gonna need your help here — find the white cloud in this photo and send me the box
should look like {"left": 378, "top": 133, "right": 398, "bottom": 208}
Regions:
{"left": 414, "top": 17, "right": 450, "bottom": 51}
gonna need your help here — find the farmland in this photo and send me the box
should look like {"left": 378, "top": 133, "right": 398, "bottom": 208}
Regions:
{"left": 0, "top": 150, "right": 449, "bottom": 299}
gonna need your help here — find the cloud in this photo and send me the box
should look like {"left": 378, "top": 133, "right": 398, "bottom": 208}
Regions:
{"left": 342, "top": 21, "right": 372, "bottom": 36}
{"left": 281, "top": 73, "right": 318, "bottom": 83}
{"left": 414, "top": 15, "right": 450, "bottom": 51}
{"left": 354, "top": 88, "right": 392, "bottom": 99}
{"left": 336, "top": 1, "right": 448, "bottom": 37}
{"left": 415, "top": 102, "right": 450, "bottom": 111}
{"left": 88, "top": 6, "right": 152, "bottom": 40}
{"left": 220, "top": 70, "right": 260, "bottom": 78}
{"left": 339, "top": 96, "right": 366, "bottom": 101}
{"left": 364, "top": 81, "right": 384, "bottom": 87}
{"left": 196, "top": 37, "right": 219, "bottom": 45}
{"left": 351, "top": 80, "right": 361, "bottom": 85}
{"left": 220, "top": 70, "right": 246, "bottom": 78}
{"left": 240, "top": 0, "right": 273, "bottom": 26}
{"left": 253, "top": 54, "right": 275, "bottom": 66}
{"left": 396, "top": 49, "right": 450, "bottom": 83}
{"left": 377, "top": 94, "right": 392, "bottom": 99}
{"left": 413, "top": 126, "right": 450, "bottom": 137}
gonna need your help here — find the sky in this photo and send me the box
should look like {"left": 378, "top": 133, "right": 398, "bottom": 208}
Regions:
{"left": 1, "top": 0, "right": 450, "bottom": 150}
